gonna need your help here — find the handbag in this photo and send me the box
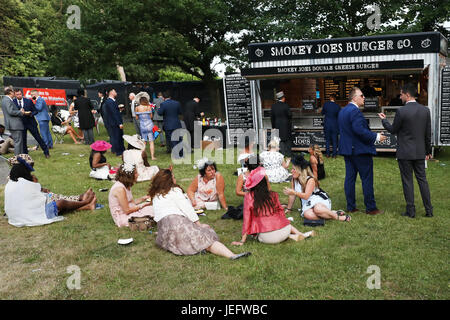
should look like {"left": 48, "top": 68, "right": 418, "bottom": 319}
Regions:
{"left": 128, "top": 216, "right": 155, "bottom": 231}
{"left": 303, "top": 218, "right": 325, "bottom": 227}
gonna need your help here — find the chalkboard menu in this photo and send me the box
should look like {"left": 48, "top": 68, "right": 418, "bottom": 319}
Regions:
{"left": 223, "top": 73, "right": 255, "bottom": 144}
{"left": 324, "top": 79, "right": 340, "bottom": 100}
{"left": 302, "top": 99, "right": 316, "bottom": 110}
{"left": 440, "top": 66, "right": 450, "bottom": 144}
{"left": 313, "top": 117, "right": 324, "bottom": 127}
{"left": 345, "top": 78, "right": 361, "bottom": 98}
{"left": 364, "top": 97, "right": 379, "bottom": 111}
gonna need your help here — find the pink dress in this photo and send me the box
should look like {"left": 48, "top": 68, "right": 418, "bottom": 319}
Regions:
{"left": 108, "top": 181, "right": 154, "bottom": 227}
{"left": 193, "top": 174, "right": 218, "bottom": 209}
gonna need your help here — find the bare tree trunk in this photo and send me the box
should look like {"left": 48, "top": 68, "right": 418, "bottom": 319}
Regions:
{"left": 116, "top": 65, "right": 126, "bottom": 81}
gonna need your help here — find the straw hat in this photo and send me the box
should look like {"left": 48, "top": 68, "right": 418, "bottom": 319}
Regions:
{"left": 123, "top": 134, "right": 146, "bottom": 150}
{"left": 90, "top": 140, "right": 112, "bottom": 152}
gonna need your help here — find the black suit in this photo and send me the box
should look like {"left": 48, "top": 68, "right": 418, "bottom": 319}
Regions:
{"left": 271, "top": 100, "right": 292, "bottom": 157}
{"left": 382, "top": 101, "right": 433, "bottom": 216}
{"left": 74, "top": 96, "right": 95, "bottom": 144}
{"left": 183, "top": 99, "right": 201, "bottom": 149}
{"left": 13, "top": 98, "right": 49, "bottom": 156}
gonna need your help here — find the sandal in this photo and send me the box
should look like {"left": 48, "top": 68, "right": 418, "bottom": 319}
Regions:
{"left": 344, "top": 215, "right": 351, "bottom": 222}
{"left": 284, "top": 207, "right": 293, "bottom": 214}
{"left": 336, "top": 210, "right": 346, "bottom": 217}
{"left": 230, "top": 252, "right": 252, "bottom": 260}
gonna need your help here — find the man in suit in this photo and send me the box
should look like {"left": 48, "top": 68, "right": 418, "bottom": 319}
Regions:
{"left": 157, "top": 91, "right": 183, "bottom": 158}
{"left": 183, "top": 95, "right": 204, "bottom": 150}
{"left": 13, "top": 89, "right": 50, "bottom": 158}
{"left": 321, "top": 94, "right": 341, "bottom": 158}
{"left": 338, "top": 87, "right": 386, "bottom": 215}
{"left": 1, "top": 87, "right": 25, "bottom": 155}
{"left": 103, "top": 88, "right": 124, "bottom": 156}
{"left": 378, "top": 83, "right": 433, "bottom": 218}
{"left": 271, "top": 91, "right": 292, "bottom": 157}
{"left": 129, "top": 92, "right": 140, "bottom": 136}
{"left": 152, "top": 92, "right": 166, "bottom": 149}
{"left": 74, "top": 89, "right": 96, "bottom": 145}
{"left": 30, "top": 89, "right": 53, "bottom": 149}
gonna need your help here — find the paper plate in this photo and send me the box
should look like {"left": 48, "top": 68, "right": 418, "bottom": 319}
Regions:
{"left": 117, "top": 238, "right": 133, "bottom": 245}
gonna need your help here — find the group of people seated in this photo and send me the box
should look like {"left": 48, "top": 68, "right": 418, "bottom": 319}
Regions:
{"left": 3, "top": 135, "right": 344, "bottom": 262}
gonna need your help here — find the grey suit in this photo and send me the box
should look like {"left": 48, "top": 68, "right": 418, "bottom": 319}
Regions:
{"left": 1, "top": 95, "right": 23, "bottom": 155}
{"left": 382, "top": 101, "right": 433, "bottom": 216}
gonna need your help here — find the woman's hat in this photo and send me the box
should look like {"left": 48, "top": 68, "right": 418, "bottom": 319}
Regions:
{"left": 8, "top": 154, "right": 34, "bottom": 171}
{"left": 90, "top": 140, "right": 112, "bottom": 152}
{"left": 123, "top": 134, "right": 145, "bottom": 150}
{"left": 135, "top": 91, "right": 150, "bottom": 104}
{"left": 244, "top": 166, "right": 266, "bottom": 189}
{"left": 291, "top": 154, "right": 310, "bottom": 170}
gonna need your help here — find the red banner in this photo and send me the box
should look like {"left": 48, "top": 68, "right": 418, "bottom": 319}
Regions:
{"left": 23, "top": 88, "right": 67, "bottom": 106}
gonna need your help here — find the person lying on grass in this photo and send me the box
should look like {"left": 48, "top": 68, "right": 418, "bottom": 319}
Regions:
{"left": 232, "top": 166, "right": 314, "bottom": 246}
{"left": 149, "top": 168, "right": 251, "bottom": 260}
{"left": 187, "top": 158, "right": 228, "bottom": 210}
{"left": 4, "top": 154, "right": 97, "bottom": 227}
{"left": 283, "top": 154, "right": 350, "bottom": 222}
{"left": 108, "top": 163, "right": 154, "bottom": 227}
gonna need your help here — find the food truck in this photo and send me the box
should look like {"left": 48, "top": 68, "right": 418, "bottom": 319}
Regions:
{"left": 238, "top": 31, "right": 449, "bottom": 152}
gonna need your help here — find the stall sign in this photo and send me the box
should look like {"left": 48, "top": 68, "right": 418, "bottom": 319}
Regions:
{"left": 312, "top": 118, "right": 324, "bottom": 127}
{"left": 364, "top": 98, "right": 379, "bottom": 111}
{"left": 23, "top": 88, "right": 67, "bottom": 106}
{"left": 440, "top": 66, "right": 450, "bottom": 144}
{"left": 302, "top": 99, "right": 315, "bottom": 110}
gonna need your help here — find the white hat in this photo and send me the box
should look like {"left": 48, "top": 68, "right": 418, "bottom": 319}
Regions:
{"left": 123, "top": 134, "right": 146, "bottom": 150}
{"left": 276, "top": 91, "right": 285, "bottom": 99}
{"left": 135, "top": 91, "right": 150, "bottom": 104}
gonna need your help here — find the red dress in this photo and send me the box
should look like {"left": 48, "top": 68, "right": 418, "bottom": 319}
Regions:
{"left": 242, "top": 192, "right": 290, "bottom": 236}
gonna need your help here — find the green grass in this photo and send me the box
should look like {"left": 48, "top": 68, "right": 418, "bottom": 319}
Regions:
{"left": 0, "top": 123, "right": 449, "bottom": 300}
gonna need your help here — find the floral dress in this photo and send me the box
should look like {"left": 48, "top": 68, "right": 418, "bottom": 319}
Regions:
{"left": 260, "top": 151, "right": 290, "bottom": 183}
{"left": 193, "top": 174, "right": 218, "bottom": 209}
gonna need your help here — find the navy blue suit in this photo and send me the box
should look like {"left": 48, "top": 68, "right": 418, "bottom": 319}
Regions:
{"left": 321, "top": 101, "right": 340, "bottom": 157}
{"left": 158, "top": 98, "right": 183, "bottom": 157}
{"left": 103, "top": 98, "right": 124, "bottom": 156}
{"left": 13, "top": 98, "right": 49, "bottom": 156}
{"left": 338, "top": 102, "right": 378, "bottom": 212}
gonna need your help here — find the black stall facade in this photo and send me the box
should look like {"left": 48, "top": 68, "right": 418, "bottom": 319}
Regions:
{"left": 240, "top": 31, "right": 449, "bottom": 152}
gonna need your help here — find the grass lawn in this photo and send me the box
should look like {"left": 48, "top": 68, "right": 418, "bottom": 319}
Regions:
{"left": 0, "top": 123, "right": 449, "bottom": 300}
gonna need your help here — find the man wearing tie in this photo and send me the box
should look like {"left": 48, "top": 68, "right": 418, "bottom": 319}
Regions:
{"left": 1, "top": 87, "right": 25, "bottom": 155}
{"left": 378, "top": 83, "right": 433, "bottom": 218}
{"left": 103, "top": 88, "right": 124, "bottom": 156}
{"left": 13, "top": 89, "right": 50, "bottom": 158}
{"left": 338, "top": 87, "right": 386, "bottom": 215}
{"left": 30, "top": 89, "right": 53, "bottom": 150}
{"left": 157, "top": 91, "right": 183, "bottom": 158}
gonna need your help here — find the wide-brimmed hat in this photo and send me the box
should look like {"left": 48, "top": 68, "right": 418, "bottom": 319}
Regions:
{"left": 135, "top": 91, "right": 150, "bottom": 104}
{"left": 8, "top": 154, "right": 35, "bottom": 171}
{"left": 90, "top": 140, "right": 112, "bottom": 152}
{"left": 123, "top": 134, "right": 145, "bottom": 150}
{"left": 244, "top": 166, "right": 266, "bottom": 189}
{"left": 291, "top": 154, "right": 310, "bottom": 170}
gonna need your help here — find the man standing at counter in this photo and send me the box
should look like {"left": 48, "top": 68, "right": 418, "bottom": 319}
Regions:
{"left": 338, "top": 87, "right": 386, "bottom": 215}
{"left": 321, "top": 94, "right": 341, "bottom": 158}
{"left": 271, "top": 91, "right": 292, "bottom": 158}
{"left": 378, "top": 83, "right": 433, "bottom": 218}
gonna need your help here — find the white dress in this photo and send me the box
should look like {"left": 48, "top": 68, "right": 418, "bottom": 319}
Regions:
{"left": 123, "top": 149, "right": 159, "bottom": 182}
{"left": 260, "top": 151, "right": 290, "bottom": 183}
{"left": 294, "top": 178, "right": 331, "bottom": 217}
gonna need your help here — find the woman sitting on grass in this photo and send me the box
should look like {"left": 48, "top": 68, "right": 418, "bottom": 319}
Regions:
{"left": 259, "top": 137, "right": 291, "bottom": 183}
{"left": 149, "top": 168, "right": 251, "bottom": 260}
{"left": 232, "top": 166, "right": 314, "bottom": 246}
{"left": 187, "top": 158, "right": 228, "bottom": 210}
{"left": 4, "top": 154, "right": 97, "bottom": 227}
{"left": 50, "top": 106, "right": 83, "bottom": 144}
{"left": 108, "top": 163, "right": 153, "bottom": 227}
{"left": 122, "top": 134, "right": 159, "bottom": 182}
{"left": 235, "top": 154, "right": 270, "bottom": 197}
{"left": 89, "top": 140, "right": 113, "bottom": 180}
{"left": 283, "top": 155, "right": 350, "bottom": 222}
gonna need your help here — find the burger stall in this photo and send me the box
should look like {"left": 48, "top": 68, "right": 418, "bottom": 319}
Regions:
{"left": 238, "top": 31, "right": 449, "bottom": 153}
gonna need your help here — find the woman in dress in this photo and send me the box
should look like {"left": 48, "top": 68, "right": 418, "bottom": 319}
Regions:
{"left": 187, "top": 158, "right": 228, "bottom": 210}
{"left": 232, "top": 166, "right": 315, "bottom": 245}
{"left": 149, "top": 168, "right": 251, "bottom": 260}
{"left": 308, "top": 144, "right": 325, "bottom": 180}
{"left": 50, "top": 106, "right": 83, "bottom": 144}
{"left": 122, "top": 134, "right": 159, "bottom": 182}
{"left": 89, "top": 140, "right": 113, "bottom": 180}
{"left": 68, "top": 95, "right": 84, "bottom": 141}
{"left": 4, "top": 154, "right": 97, "bottom": 227}
{"left": 283, "top": 155, "right": 350, "bottom": 221}
{"left": 235, "top": 154, "right": 270, "bottom": 197}
{"left": 259, "top": 137, "right": 291, "bottom": 183}
{"left": 108, "top": 163, "right": 154, "bottom": 227}
{"left": 135, "top": 96, "right": 156, "bottom": 160}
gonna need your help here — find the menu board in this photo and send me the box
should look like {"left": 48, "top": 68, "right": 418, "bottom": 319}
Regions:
{"left": 345, "top": 78, "right": 361, "bottom": 98}
{"left": 302, "top": 99, "right": 316, "bottom": 110}
{"left": 440, "top": 66, "right": 450, "bottom": 144}
{"left": 324, "top": 79, "right": 340, "bottom": 100}
{"left": 223, "top": 73, "right": 255, "bottom": 144}
{"left": 364, "top": 97, "right": 379, "bottom": 111}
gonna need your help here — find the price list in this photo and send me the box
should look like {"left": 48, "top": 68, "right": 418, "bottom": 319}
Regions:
{"left": 223, "top": 74, "right": 255, "bottom": 144}
{"left": 324, "top": 79, "right": 340, "bottom": 100}
{"left": 440, "top": 66, "right": 450, "bottom": 144}
{"left": 344, "top": 78, "right": 361, "bottom": 98}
